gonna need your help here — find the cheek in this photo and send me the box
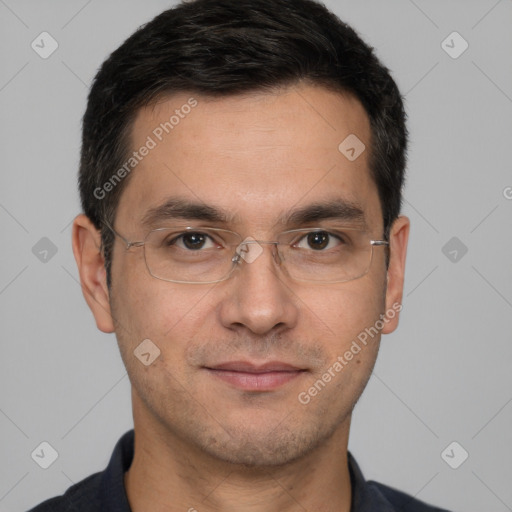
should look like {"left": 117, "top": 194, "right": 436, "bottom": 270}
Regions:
{"left": 297, "top": 286, "right": 383, "bottom": 418}
{"left": 113, "top": 272, "right": 218, "bottom": 349}
{"left": 304, "top": 278, "right": 386, "bottom": 343}
{"left": 301, "top": 282, "right": 385, "bottom": 391}
{"left": 111, "top": 281, "right": 218, "bottom": 400}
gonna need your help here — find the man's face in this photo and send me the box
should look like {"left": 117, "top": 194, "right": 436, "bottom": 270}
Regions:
{"left": 87, "top": 85, "right": 407, "bottom": 466}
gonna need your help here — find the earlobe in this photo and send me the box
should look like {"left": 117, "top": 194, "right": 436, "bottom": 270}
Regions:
{"left": 72, "top": 214, "right": 115, "bottom": 333}
{"left": 381, "top": 215, "right": 410, "bottom": 335}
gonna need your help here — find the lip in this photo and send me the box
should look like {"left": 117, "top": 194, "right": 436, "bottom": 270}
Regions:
{"left": 204, "top": 361, "right": 306, "bottom": 391}
{"left": 208, "top": 361, "right": 303, "bottom": 373}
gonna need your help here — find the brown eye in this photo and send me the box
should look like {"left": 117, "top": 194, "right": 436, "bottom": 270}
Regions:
{"left": 307, "top": 231, "right": 329, "bottom": 250}
{"left": 181, "top": 233, "right": 207, "bottom": 250}
{"left": 294, "top": 230, "right": 344, "bottom": 251}
{"left": 170, "top": 232, "right": 216, "bottom": 251}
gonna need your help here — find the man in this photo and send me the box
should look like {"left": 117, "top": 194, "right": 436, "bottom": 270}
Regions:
{"left": 29, "top": 0, "right": 451, "bottom": 510}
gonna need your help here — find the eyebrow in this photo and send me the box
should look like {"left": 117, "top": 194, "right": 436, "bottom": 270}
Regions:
{"left": 140, "top": 197, "right": 367, "bottom": 230}
{"left": 279, "top": 199, "right": 366, "bottom": 228}
{"left": 141, "top": 198, "right": 238, "bottom": 229}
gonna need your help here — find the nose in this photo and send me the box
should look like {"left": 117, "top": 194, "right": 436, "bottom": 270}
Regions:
{"left": 218, "top": 241, "right": 299, "bottom": 336}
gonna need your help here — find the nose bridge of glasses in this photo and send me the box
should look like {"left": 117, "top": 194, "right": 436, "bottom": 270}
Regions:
{"left": 240, "top": 239, "right": 279, "bottom": 246}
{"left": 234, "top": 238, "right": 282, "bottom": 266}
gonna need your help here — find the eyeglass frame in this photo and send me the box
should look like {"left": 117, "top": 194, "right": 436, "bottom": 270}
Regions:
{"left": 102, "top": 220, "right": 390, "bottom": 285}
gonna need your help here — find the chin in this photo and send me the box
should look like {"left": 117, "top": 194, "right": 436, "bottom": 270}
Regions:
{"left": 196, "top": 416, "right": 341, "bottom": 468}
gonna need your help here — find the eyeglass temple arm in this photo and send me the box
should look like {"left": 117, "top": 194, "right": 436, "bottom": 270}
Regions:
{"left": 101, "top": 220, "right": 144, "bottom": 250}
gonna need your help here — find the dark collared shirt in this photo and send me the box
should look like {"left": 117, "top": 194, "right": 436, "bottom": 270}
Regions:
{"left": 27, "top": 429, "right": 450, "bottom": 511}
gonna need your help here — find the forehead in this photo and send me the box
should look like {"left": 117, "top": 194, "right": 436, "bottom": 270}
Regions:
{"left": 115, "top": 84, "right": 381, "bottom": 232}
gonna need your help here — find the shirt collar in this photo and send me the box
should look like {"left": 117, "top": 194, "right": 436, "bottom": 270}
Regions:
{"left": 348, "top": 451, "right": 397, "bottom": 511}
{"left": 98, "top": 429, "right": 133, "bottom": 511}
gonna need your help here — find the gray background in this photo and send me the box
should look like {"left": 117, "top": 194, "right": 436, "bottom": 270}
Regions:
{"left": 1, "top": 0, "right": 511, "bottom": 511}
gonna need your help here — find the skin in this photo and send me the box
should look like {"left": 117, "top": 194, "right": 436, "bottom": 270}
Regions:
{"left": 72, "top": 84, "right": 409, "bottom": 512}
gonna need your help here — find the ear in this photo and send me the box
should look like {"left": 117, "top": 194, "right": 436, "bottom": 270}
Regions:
{"left": 71, "top": 214, "right": 115, "bottom": 333}
{"left": 381, "top": 215, "right": 410, "bottom": 335}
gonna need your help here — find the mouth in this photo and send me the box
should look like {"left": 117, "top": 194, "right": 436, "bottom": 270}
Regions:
{"left": 203, "top": 361, "right": 307, "bottom": 391}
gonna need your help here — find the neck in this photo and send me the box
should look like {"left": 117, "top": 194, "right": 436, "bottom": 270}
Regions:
{"left": 124, "top": 406, "right": 353, "bottom": 512}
